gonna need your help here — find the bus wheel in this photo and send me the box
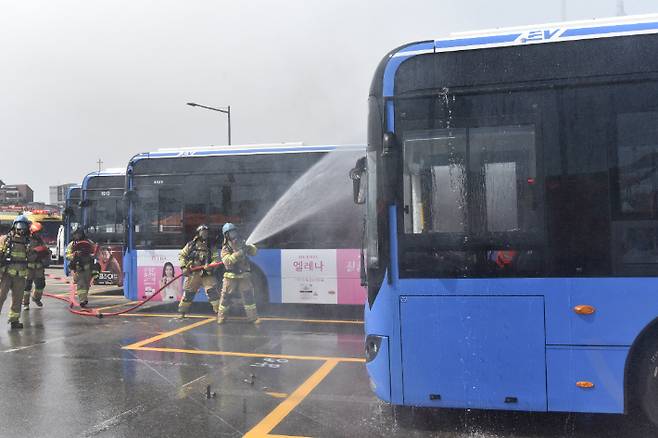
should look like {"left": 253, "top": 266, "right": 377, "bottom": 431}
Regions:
{"left": 635, "top": 342, "right": 658, "bottom": 426}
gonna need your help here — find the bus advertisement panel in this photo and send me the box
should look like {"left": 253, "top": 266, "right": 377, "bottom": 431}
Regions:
{"left": 359, "top": 14, "right": 658, "bottom": 425}
{"left": 82, "top": 169, "right": 125, "bottom": 287}
{"left": 132, "top": 247, "right": 364, "bottom": 304}
{"left": 123, "top": 144, "right": 365, "bottom": 308}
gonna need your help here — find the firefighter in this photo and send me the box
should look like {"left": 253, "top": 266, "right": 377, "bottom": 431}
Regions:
{"left": 218, "top": 223, "right": 258, "bottom": 324}
{"left": 178, "top": 224, "right": 221, "bottom": 318}
{"left": 0, "top": 215, "right": 31, "bottom": 329}
{"left": 65, "top": 226, "right": 96, "bottom": 307}
{"left": 23, "top": 222, "right": 51, "bottom": 310}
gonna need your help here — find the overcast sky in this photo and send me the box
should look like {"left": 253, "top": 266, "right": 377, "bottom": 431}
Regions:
{"left": 1, "top": 0, "right": 656, "bottom": 201}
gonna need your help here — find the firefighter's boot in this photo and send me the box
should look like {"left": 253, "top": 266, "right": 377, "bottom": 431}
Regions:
{"left": 244, "top": 304, "right": 259, "bottom": 324}
{"left": 217, "top": 305, "right": 227, "bottom": 325}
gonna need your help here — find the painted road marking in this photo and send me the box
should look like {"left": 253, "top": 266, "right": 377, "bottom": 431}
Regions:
{"left": 95, "top": 301, "right": 139, "bottom": 312}
{"left": 244, "top": 360, "right": 338, "bottom": 438}
{"left": 122, "top": 318, "right": 215, "bottom": 350}
{"left": 120, "top": 313, "right": 363, "bottom": 324}
{"left": 121, "top": 311, "right": 364, "bottom": 438}
{"left": 129, "top": 346, "right": 365, "bottom": 363}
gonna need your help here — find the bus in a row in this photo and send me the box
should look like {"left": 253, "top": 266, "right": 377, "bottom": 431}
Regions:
{"left": 81, "top": 168, "right": 125, "bottom": 286}
{"left": 62, "top": 185, "right": 81, "bottom": 272}
{"left": 123, "top": 144, "right": 365, "bottom": 307}
{"left": 354, "top": 13, "right": 658, "bottom": 425}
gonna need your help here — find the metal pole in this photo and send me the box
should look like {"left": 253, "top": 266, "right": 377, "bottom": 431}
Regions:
{"left": 227, "top": 105, "right": 231, "bottom": 145}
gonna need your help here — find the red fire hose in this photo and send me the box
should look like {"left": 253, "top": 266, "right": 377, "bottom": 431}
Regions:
{"left": 43, "top": 262, "right": 223, "bottom": 319}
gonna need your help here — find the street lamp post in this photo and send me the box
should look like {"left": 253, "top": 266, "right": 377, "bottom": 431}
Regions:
{"left": 186, "top": 102, "right": 232, "bottom": 145}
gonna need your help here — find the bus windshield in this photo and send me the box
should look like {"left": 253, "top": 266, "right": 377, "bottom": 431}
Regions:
{"left": 84, "top": 175, "right": 125, "bottom": 245}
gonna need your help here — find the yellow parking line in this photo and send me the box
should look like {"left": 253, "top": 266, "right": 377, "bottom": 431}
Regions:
{"left": 131, "top": 346, "right": 365, "bottom": 363}
{"left": 265, "top": 392, "right": 289, "bottom": 399}
{"left": 118, "top": 312, "right": 363, "bottom": 324}
{"left": 121, "top": 313, "right": 210, "bottom": 319}
{"left": 122, "top": 318, "right": 215, "bottom": 350}
{"left": 244, "top": 360, "right": 338, "bottom": 438}
{"left": 259, "top": 317, "right": 363, "bottom": 325}
{"left": 95, "top": 301, "right": 138, "bottom": 312}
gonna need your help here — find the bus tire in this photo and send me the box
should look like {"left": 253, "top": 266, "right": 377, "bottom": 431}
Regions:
{"left": 633, "top": 339, "right": 658, "bottom": 427}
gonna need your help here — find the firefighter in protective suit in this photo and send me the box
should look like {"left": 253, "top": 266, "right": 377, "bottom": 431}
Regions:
{"left": 178, "top": 224, "right": 221, "bottom": 318}
{"left": 23, "top": 222, "right": 51, "bottom": 310}
{"left": 0, "top": 215, "right": 31, "bottom": 329}
{"left": 218, "top": 223, "right": 258, "bottom": 324}
{"left": 65, "top": 227, "right": 96, "bottom": 307}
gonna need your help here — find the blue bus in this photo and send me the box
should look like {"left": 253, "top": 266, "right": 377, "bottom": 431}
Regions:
{"left": 123, "top": 144, "right": 365, "bottom": 308}
{"left": 81, "top": 168, "right": 126, "bottom": 286}
{"left": 355, "top": 14, "right": 658, "bottom": 424}
{"left": 62, "top": 185, "right": 81, "bottom": 275}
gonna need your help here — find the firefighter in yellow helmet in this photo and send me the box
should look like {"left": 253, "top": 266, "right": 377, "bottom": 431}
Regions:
{"left": 0, "top": 215, "right": 31, "bottom": 329}
{"left": 218, "top": 223, "right": 258, "bottom": 324}
{"left": 65, "top": 226, "right": 97, "bottom": 307}
{"left": 178, "top": 224, "right": 221, "bottom": 318}
{"left": 23, "top": 221, "right": 51, "bottom": 310}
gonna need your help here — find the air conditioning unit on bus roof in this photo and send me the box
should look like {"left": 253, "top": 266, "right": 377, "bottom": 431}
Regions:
{"left": 449, "top": 12, "right": 658, "bottom": 38}
{"left": 155, "top": 142, "right": 304, "bottom": 152}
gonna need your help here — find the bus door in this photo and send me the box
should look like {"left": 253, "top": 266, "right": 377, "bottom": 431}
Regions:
{"left": 400, "top": 123, "right": 547, "bottom": 411}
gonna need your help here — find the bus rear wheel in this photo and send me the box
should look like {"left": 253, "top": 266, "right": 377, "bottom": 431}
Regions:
{"left": 634, "top": 343, "right": 658, "bottom": 427}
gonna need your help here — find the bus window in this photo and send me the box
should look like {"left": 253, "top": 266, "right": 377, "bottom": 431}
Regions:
{"left": 402, "top": 124, "right": 536, "bottom": 236}
{"left": 613, "top": 110, "right": 658, "bottom": 275}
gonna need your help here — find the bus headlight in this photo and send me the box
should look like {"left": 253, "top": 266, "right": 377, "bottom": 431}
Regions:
{"left": 365, "top": 335, "right": 384, "bottom": 363}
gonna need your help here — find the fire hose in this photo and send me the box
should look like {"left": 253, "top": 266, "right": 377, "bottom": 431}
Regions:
{"left": 43, "top": 262, "right": 223, "bottom": 319}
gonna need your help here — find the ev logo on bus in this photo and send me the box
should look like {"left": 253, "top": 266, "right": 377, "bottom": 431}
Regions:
{"left": 519, "top": 28, "right": 561, "bottom": 44}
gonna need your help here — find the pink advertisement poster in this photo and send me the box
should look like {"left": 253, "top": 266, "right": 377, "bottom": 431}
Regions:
{"left": 280, "top": 249, "right": 366, "bottom": 305}
{"left": 336, "top": 249, "right": 366, "bottom": 305}
{"left": 136, "top": 250, "right": 184, "bottom": 302}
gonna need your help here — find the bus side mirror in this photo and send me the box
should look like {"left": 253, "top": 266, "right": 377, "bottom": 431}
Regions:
{"left": 63, "top": 207, "right": 74, "bottom": 217}
{"left": 350, "top": 156, "right": 367, "bottom": 205}
{"left": 79, "top": 199, "right": 92, "bottom": 207}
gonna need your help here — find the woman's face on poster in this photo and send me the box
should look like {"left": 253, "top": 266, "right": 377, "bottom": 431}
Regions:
{"left": 165, "top": 265, "right": 174, "bottom": 277}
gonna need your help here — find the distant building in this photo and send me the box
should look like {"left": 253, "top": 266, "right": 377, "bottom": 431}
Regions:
{"left": 49, "top": 183, "right": 76, "bottom": 208}
{"left": 0, "top": 184, "right": 33, "bottom": 204}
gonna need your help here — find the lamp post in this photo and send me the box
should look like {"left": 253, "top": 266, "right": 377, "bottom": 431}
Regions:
{"left": 186, "top": 102, "right": 231, "bottom": 145}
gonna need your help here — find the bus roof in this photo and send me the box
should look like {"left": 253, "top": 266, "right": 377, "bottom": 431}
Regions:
{"left": 66, "top": 184, "right": 81, "bottom": 199}
{"left": 393, "top": 13, "right": 658, "bottom": 57}
{"left": 82, "top": 168, "right": 126, "bottom": 189}
{"left": 130, "top": 143, "right": 364, "bottom": 163}
{"left": 381, "top": 14, "right": 658, "bottom": 98}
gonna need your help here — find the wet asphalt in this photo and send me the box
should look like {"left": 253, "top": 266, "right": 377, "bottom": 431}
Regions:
{"left": 0, "top": 267, "right": 655, "bottom": 438}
